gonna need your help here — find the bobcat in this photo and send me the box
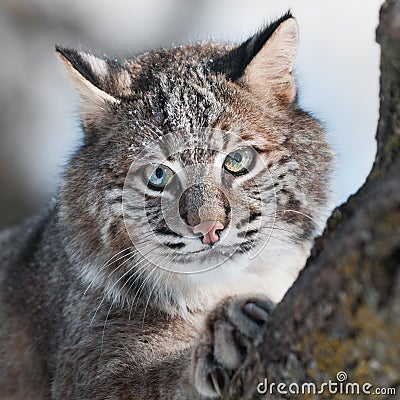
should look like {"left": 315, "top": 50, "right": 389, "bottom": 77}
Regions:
{"left": 0, "top": 13, "right": 333, "bottom": 399}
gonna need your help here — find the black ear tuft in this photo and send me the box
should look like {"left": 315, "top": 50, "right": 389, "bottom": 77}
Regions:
{"left": 55, "top": 45, "right": 132, "bottom": 99}
{"left": 55, "top": 45, "right": 125, "bottom": 95}
{"left": 56, "top": 46, "right": 123, "bottom": 129}
{"left": 55, "top": 46, "right": 103, "bottom": 91}
{"left": 210, "top": 11, "right": 294, "bottom": 81}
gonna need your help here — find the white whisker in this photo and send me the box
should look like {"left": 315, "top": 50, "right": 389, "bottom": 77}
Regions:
{"left": 129, "top": 266, "right": 159, "bottom": 320}
{"left": 141, "top": 272, "right": 163, "bottom": 329}
{"left": 83, "top": 247, "right": 133, "bottom": 296}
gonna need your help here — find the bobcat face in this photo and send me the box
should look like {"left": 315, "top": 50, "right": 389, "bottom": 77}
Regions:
{"left": 122, "top": 128, "right": 276, "bottom": 274}
{"left": 57, "top": 15, "right": 333, "bottom": 314}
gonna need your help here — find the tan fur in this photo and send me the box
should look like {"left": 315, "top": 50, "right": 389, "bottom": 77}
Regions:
{"left": 0, "top": 14, "right": 333, "bottom": 399}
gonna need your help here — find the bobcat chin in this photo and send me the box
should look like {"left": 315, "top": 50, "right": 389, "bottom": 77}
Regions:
{"left": 0, "top": 12, "right": 333, "bottom": 399}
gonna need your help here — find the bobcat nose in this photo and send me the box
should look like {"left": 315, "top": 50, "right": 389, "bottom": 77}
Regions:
{"left": 193, "top": 220, "right": 224, "bottom": 244}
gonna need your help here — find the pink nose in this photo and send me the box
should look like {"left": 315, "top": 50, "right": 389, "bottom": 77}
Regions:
{"left": 193, "top": 220, "right": 224, "bottom": 244}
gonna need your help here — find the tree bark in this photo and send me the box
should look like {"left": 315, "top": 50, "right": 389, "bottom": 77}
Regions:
{"left": 225, "top": 1, "right": 400, "bottom": 398}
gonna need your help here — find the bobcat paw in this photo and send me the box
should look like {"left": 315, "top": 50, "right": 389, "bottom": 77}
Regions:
{"left": 192, "top": 295, "right": 274, "bottom": 398}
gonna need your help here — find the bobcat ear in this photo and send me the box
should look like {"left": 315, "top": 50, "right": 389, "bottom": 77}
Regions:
{"left": 242, "top": 17, "right": 298, "bottom": 103}
{"left": 55, "top": 46, "right": 120, "bottom": 107}
{"left": 210, "top": 13, "right": 298, "bottom": 104}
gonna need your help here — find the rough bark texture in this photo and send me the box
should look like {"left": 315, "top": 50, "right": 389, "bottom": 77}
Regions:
{"left": 224, "top": 1, "right": 400, "bottom": 398}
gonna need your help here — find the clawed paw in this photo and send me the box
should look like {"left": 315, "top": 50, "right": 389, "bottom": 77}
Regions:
{"left": 192, "top": 295, "right": 274, "bottom": 398}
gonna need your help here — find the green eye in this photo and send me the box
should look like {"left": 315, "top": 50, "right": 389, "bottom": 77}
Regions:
{"left": 224, "top": 147, "right": 255, "bottom": 175}
{"left": 144, "top": 164, "right": 174, "bottom": 191}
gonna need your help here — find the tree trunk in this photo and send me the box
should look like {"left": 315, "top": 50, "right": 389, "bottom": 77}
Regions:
{"left": 225, "top": 1, "right": 400, "bottom": 398}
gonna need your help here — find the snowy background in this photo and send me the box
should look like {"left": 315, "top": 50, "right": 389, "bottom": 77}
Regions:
{"left": 0, "top": 0, "right": 382, "bottom": 228}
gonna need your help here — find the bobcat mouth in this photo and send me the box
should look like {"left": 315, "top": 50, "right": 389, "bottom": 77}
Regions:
{"left": 164, "top": 242, "right": 186, "bottom": 250}
{"left": 165, "top": 244, "right": 222, "bottom": 255}
{"left": 162, "top": 229, "right": 259, "bottom": 252}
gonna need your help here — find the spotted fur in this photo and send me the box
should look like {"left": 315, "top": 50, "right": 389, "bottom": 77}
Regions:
{"left": 0, "top": 13, "right": 333, "bottom": 399}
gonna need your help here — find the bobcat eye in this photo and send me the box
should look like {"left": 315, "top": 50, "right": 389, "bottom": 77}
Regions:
{"left": 144, "top": 164, "right": 174, "bottom": 191}
{"left": 223, "top": 147, "right": 255, "bottom": 175}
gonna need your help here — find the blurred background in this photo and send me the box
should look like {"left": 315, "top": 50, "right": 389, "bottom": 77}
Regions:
{"left": 0, "top": 0, "right": 382, "bottom": 229}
